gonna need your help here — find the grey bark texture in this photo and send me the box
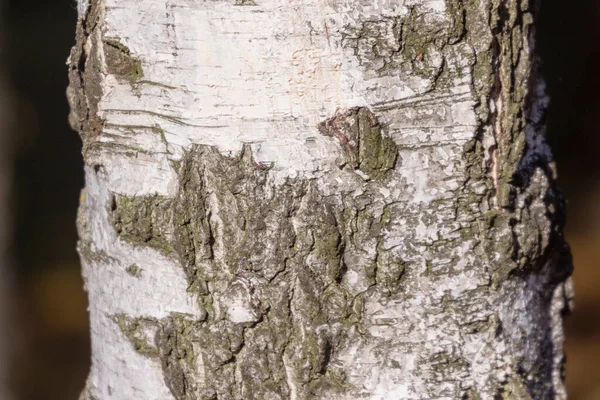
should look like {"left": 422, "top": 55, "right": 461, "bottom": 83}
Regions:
{"left": 68, "top": 0, "right": 574, "bottom": 399}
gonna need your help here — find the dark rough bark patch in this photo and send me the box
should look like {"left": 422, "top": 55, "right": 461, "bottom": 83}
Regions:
{"left": 457, "top": 0, "right": 572, "bottom": 395}
{"left": 155, "top": 314, "right": 205, "bottom": 399}
{"left": 113, "top": 314, "right": 160, "bottom": 358}
{"left": 108, "top": 194, "right": 174, "bottom": 255}
{"left": 495, "top": 375, "right": 534, "bottom": 400}
{"left": 108, "top": 144, "right": 412, "bottom": 399}
{"left": 340, "top": 5, "right": 468, "bottom": 89}
{"left": 66, "top": 0, "right": 105, "bottom": 154}
{"left": 317, "top": 107, "right": 398, "bottom": 178}
{"left": 107, "top": 130, "right": 569, "bottom": 398}
{"left": 103, "top": 40, "right": 144, "bottom": 86}
{"left": 460, "top": 0, "right": 572, "bottom": 287}
{"left": 125, "top": 263, "right": 142, "bottom": 277}
{"left": 169, "top": 146, "right": 354, "bottom": 398}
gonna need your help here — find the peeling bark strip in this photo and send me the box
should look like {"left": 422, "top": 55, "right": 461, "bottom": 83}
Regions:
{"left": 70, "top": 0, "right": 572, "bottom": 399}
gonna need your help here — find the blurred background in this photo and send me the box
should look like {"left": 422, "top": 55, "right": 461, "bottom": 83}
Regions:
{"left": 0, "top": 0, "right": 599, "bottom": 399}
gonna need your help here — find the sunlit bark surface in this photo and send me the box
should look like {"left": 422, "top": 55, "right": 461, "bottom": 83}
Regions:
{"left": 69, "top": 0, "right": 573, "bottom": 398}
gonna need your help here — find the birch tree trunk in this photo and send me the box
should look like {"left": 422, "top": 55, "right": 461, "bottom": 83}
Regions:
{"left": 68, "top": 0, "right": 573, "bottom": 398}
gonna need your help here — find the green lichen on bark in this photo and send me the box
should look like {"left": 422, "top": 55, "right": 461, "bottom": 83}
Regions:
{"left": 463, "top": 388, "right": 483, "bottom": 400}
{"left": 112, "top": 313, "right": 211, "bottom": 399}
{"left": 307, "top": 205, "right": 345, "bottom": 285}
{"left": 103, "top": 39, "right": 144, "bottom": 86}
{"left": 108, "top": 194, "right": 174, "bottom": 254}
{"left": 497, "top": 375, "right": 534, "bottom": 400}
{"left": 356, "top": 108, "right": 398, "bottom": 178}
{"left": 317, "top": 107, "right": 397, "bottom": 178}
{"left": 155, "top": 313, "right": 205, "bottom": 399}
{"left": 106, "top": 144, "right": 415, "bottom": 398}
{"left": 340, "top": 11, "right": 443, "bottom": 81}
{"left": 169, "top": 146, "right": 358, "bottom": 398}
{"left": 126, "top": 263, "right": 142, "bottom": 277}
{"left": 375, "top": 242, "right": 406, "bottom": 295}
{"left": 340, "top": 4, "right": 471, "bottom": 88}
{"left": 113, "top": 313, "right": 160, "bottom": 357}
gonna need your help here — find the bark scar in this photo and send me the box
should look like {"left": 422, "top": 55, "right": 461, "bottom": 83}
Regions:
{"left": 317, "top": 107, "right": 397, "bottom": 178}
{"left": 317, "top": 108, "right": 359, "bottom": 168}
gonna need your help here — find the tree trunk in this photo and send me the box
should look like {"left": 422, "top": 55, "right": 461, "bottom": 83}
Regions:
{"left": 68, "top": 0, "right": 573, "bottom": 398}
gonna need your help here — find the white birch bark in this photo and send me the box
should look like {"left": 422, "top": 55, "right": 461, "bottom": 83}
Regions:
{"left": 68, "top": 0, "right": 573, "bottom": 398}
